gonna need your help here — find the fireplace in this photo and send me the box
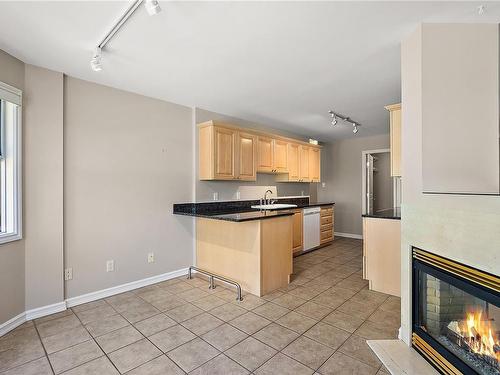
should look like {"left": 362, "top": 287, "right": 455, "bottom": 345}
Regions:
{"left": 412, "top": 248, "right": 500, "bottom": 375}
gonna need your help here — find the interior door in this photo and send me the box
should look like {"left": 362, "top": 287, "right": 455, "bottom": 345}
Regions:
{"left": 366, "top": 154, "right": 374, "bottom": 213}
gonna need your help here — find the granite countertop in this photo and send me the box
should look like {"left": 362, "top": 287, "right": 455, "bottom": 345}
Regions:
{"left": 362, "top": 207, "right": 401, "bottom": 220}
{"left": 174, "top": 209, "right": 294, "bottom": 222}
{"left": 173, "top": 197, "right": 335, "bottom": 222}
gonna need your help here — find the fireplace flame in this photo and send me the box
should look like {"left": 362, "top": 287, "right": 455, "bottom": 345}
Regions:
{"left": 459, "top": 310, "right": 499, "bottom": 363}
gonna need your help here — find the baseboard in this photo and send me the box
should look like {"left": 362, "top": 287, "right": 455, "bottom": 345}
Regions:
{"left": 0, "top": 312, "right": 26, "bottom": 337}
{"left": 66, "top": 267, "right": 189, "bottom": 308}
{"left": 334, "top": 232, "right": 363, "bottom": 240}
{"left": 25, "top": 301, "right": 67, "bottom": 321}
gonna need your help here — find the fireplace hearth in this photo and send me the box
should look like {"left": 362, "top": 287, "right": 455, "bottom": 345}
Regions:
{"left": 412, "top": 248, "right": 499, "bottom": 375}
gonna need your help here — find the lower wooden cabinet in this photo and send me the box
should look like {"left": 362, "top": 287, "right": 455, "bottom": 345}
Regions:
{"left": 291, "top": 209, "right": 303, "bottom": 254}
{"left": 320, "top": 205, "right": 334, "bottom": 244}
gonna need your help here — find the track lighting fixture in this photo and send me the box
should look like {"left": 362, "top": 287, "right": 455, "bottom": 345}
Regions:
{"left": 90, "top": 47, "right": 102, "bottom": 72}
{"left": 328, "top": 110, "right": 361, "bottom": 134}
{"left": 90, "top": 0, "right": 161, "bottom": 71}
{"left": 144, "top": 0, "right": 161, "bottom": 16}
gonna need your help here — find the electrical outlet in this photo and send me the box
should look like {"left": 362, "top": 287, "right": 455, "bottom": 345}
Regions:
{"left": 64, "top": 268, "right": 73, "bottom": 281}
{"left": 148, "top": 252, "right": 154, "bottom": 263}
{"left": 322, "top": 182, "right": 326, "bottom": 188}
{"left": 106, "top": 260, "right": 114, "bottom": 272}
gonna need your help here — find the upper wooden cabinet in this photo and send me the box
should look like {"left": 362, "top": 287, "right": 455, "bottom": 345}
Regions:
{"left": 199, "top": 124, "right": 257, "bottom": 181}
{"left": 385, "top": 103, "right": 401, "bottom": 177}
{"left": 198, "top": 121, "right": 320, "bottom": 182}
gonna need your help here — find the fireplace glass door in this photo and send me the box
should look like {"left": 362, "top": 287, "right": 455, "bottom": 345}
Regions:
{"left": 413, "top": 249, "right": 500, "bottom": 375}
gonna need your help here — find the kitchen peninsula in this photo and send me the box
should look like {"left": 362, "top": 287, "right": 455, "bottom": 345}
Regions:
{"left": 174, "top": 197, "right": 334, "bottom": 296}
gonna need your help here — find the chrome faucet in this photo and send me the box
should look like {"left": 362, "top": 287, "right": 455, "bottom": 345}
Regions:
{"left": 263, "top": 189, "right": 273, "bottom": 205}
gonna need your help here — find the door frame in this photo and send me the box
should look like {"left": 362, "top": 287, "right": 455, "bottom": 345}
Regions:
{"left": 361, "top": 148, "right": 390, "bottom": 215}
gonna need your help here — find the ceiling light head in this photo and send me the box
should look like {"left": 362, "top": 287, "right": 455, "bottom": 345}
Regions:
{"left": 90, "top": 47, "right": 102, "bottom": 72}
{"left": 477, "top": 5, "right": 486, "bottom": 15}
{"left": 329, "top": 110, "right": 338, "bottom": 126}
{"left": 352, "top": 123, "right": 359, "bottom": 134}
{"left": 145, "top": 0, "right": 161, "bottom": 16}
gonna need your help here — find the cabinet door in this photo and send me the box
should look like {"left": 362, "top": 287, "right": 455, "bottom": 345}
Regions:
{"left": 274, "top": 140, "right": 288, "bottom": 173}
{"left": 299, "top": 146, "right": 309, "bottom": 181}
{"left": 287, "top": 143, "right": 300, "bottom": 181}
{"left": 237, "top": 132, "right": 257, "bottom": 181}
{"left": 390, "top": 108, "right": 401, "bottom": 177}
{"left": 309, "top": 148, "right": 320, "bottom": 182}
{"left": 214, "top": 127, "right": 236, "bottom": 179}
{"left": 292, "top": 209, "right": 303, "bottom": 253}
{"left": 257, "top": 136, "right": 274, "bottom": 173}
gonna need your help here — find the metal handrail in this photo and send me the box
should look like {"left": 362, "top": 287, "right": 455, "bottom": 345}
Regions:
{"left": 187, "top": 266, "right": 243, "bottom": 301}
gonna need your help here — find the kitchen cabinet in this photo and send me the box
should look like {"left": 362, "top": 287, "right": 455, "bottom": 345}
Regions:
{"left": 199, "top": 124, "right": 257, "bottom": 181}
{"left": 320, "top": 205, "right": 334, "bottom": 245}
{"left": 385, "top": 103, "right": 401, "bottom": 177}
{"left": 198, "top": 121, "right": 320, "bottom": 182}
{"left": 291, "top": 209, "right": 303, "bottom": 254}
{"left": 309, "top": 147, "right": 321, "bottom": 182}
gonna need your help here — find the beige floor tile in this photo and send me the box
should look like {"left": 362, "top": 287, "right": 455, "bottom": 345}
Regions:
{"left": 190, "top": 353, "right": 249, "bottom": 375}
{"left": 0, "top": 340, "right": 45, "bottom": 372}
{"left": 167, "top": 337, "right": 219, "bottom": 372}
{"left": 209, "top": 303, "right": 247, "bottom": 322}
{"left": 85, "top": 314, "right": 130, "bottom": 338}
{"left": 272, "top": 294, "right": 307, "bottom": 310}
{"left": 41, "top": 325, "right": 92, "bottom": 354}
{"left": 163, "top": 281, "right": 194, "bottom": 294}
{"left": 62, "top": 356, "right": 119, "bottom": 375}
{"left": 192, "top": 295, "right": 226, "bottom": 311}
{"left": 126, "top": 355, "right": 184, "bottom": 375}
{"left": 318, "top": 352, "right": 379, "bottom": 375}
{"left": 252, "top": 323, "right": 299, "bottom": 350}
{"left": 75, "top": 304, "right": 117, "bottom": 325}
{"left": 337, "top": 301, "right": 377, "bottom": 320}
{"left": 0, "top": 356, "right": 52, "bottom": 375}
{"left": 378, "top": 296, "right": 401, "bottom": 313}
{"left": 255, "top": 353, "right": 314, "bottom": 375}
{"left": 135, "top": 287, "right": 171, "bottom": 304}
{"left": 252, "top": 302, "right": 290, "bottom": 321}
{"left": 95, "top": 325, "right": 143, "bottom": 353}
{"left": 164, "top": 303, "right": 203, "bottom": 323}
{"left": 34, "top": 310, "right": 74, "bottom": 325}
{"left": 0, "top": 326, "right": 40, "bottom": 351}
{"left": 201, "top": 323, "right": 247, "bottom": 352}
{"left": 232, "top": 294, "right": 266, "bottom": 310}
{"left": 294, "top": 301, "right": 332, "bottom": 320}
{"left": 120, "top": 303, "right": 160, "bottom": 324}
{"left": 181, "top": 312, "right": 223, "bottom": 336}
{"left": 338, "top": 334, "right": 381, "bottom": 368}
{"left": 276, "top": 311, "right": 317, "bottom": 334}
{"left": 48, "top": 340, "right": 103, "bottom": 374}
{"left": 107, "top": 296, "right": 145, "bottom": 313}
{"left": 367, "top": 309, "right": 400, "bottom": 329}
{"left": 71, "top": 300, "right": 108, "bottom": 314}
{"left": 311, "top": 292, "right": 346, "bottom": 309}
{"left": 149, "top": 324, "right": 196, "bottom": 353}
{"left": 321, "top": 310, "right": 364, "bottom": 333}
{"left": 108, "top": 338, "right": 162, "bottom": 373}
{"left": 133, "top": 313, "right": 176, "bottom": 337}
{"left": 177, "top": 288, "right": 210, "bottom": 302}
{"left": 225, "top": 337, "right": 277, "bottom": 372}
{"left": 185, "top": 277, "right": 209, "bottom": 288}
{"left": 354, "top": 321, "right": 399, "bottom": 340}
{"left": 304, "top": 322, "right": 350, "bottom": 350}
{"left": 36, "top": 314, "right": 82, "bottom": 338}
{"left": 282, "top": 336, "right": 334, "bottom": 370}
{"left": 261, "top": 290, "right": 284, "bottom": 301}
{"left": 335, "top": 279, "right": 368, "bottom": 292}
{"left": 149, "top": 295, "right": 186, "bottom": 312}
{"left": 229, "top": 312, "right": 271, "bottom": 335}
{"left": 287, "top": 286, "right": 322, "bottom": 300}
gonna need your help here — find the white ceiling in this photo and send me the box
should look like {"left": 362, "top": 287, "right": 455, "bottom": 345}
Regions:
{"left": 0, "top": 1, "right": 499, "bottom": 141}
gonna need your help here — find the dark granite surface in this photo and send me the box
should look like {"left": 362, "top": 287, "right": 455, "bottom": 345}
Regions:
{"left": 173, "top": 197, "right": 335, "bottom": 222}
{"left": 362, "top": 207, "right": 401, "bottom": 220}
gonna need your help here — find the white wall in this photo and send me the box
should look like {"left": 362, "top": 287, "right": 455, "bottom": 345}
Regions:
{"left": 24, "top": 64, "right": 64, "bottom": 310}
{"left": 400, "top": 24, "right": 500, "bottom": 345}
{"left": 64, "top": 77, "right": 195, "bottom": 298}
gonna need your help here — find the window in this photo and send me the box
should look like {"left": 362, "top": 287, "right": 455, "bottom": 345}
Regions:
{"left": 0, "top": 81, "right": 22, "bottom": 244}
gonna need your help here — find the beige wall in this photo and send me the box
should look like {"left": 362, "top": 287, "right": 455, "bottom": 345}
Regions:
{"left": 318, "top": 134, "right": 390, "bottom": 236}
{"left": 0, "top": 50, "right": 25, "bottom": 325}
{"left": 195, "top": 108, "right": 313, "bottom": 201}
{"left": 24, "top": 64, "right": 64, "bottom": 310}
{"left": 373, "top": 152, "right": 392, "bottom": 212}
{"left": 400, "top": 24, "right": 500, "bottom": 345}
{"left": 64, "top": 77, "right": 194, "bottom": 298}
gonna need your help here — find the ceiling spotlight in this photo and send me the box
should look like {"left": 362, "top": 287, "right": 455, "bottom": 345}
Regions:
{"left": 477, "top": 5, "right": 486, "bottom": 15}
{"left": 144, "top": 0, "right": 161, "bottom": 16}
{"left": 90, "top": 47, "right": 102, "bottom": 72}
{"left": 352, "top": 123, "right": 359, "bottom": 134}
{"left": 329, "top": 111, "right": 338, "bottom": 126}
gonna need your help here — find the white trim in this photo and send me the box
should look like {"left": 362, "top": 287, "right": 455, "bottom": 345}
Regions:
{"left": 66, "top": 267, "right": 189, "bottom": 308}
{"left": 0, "top": 81, "right": 22, "bottom": 106}
{"left": 335, "top": 231, "right": 363, "bottom": 240}
{"left": 0, "top": 311, "right": 25, "bottom": 337}
{"left": 25, "top": 302, "right": 67, "bottom": 321}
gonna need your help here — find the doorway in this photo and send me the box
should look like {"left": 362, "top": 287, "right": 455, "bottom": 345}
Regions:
{"left": 361, "top": 149, "right": 393, "bottom": 215}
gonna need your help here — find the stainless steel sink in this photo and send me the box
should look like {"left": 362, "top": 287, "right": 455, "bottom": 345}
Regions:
{"left": 251, "top": 204, "right": 298, "bottom": 210}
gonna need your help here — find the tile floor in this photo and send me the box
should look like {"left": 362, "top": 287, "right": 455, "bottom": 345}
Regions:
{"left": 0, "top": 237, "right": 400, "bottom": 374}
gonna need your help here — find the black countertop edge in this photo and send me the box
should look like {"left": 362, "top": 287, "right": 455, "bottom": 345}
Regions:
{"left": 174, "top": 210, "right": 294, "bottom": 222}
{"left": 362, "top": 208, "right": 401, "bottom": 220}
